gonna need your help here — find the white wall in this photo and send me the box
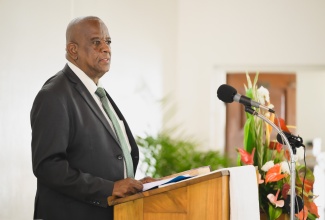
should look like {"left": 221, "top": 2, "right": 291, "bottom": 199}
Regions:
{"left": 0, "top": 1, "right": 71, "bottom": 219}
{"left": 1, "top": 1, "right": 325, "bottom": 219}
{"left": 170, "top": 0, "right": 325, "bottom": 151}
{"left": 0, "top": 1, "right": 177, "bottom": 219}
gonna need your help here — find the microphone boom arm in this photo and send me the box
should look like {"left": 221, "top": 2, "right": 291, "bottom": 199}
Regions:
{"left": 245, "top": 107, "right": 296, "bottom": 220}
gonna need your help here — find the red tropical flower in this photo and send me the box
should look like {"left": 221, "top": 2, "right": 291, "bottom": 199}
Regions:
{"left": 284, "top": 149, "right": 291, "bottom": 161}
{"left": 268, "top": 141, "right": 283, "bottom": 152}
{"left": 274, "top": 118, "right": 291, "bottom": 133}
{"left": 300, "top": 178, "right": 313, "bottom": 193}
{"left": 296, "top": 205, "right": 308, "bottom": 220}
{"left": 237, "top": 147, "right": 255, "bottom": 165}
{"left": 307, "top": 201, "right": 320, "bottom": 218}
{"left": 281, "top": 183, "right": 290, "bottom": 199}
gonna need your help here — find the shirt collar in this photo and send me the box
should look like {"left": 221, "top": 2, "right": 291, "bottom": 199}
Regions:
{"left": 67, "top": 61, "right": 100, "bottom": 94}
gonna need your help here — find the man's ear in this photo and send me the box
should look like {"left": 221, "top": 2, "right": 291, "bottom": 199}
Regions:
{"left": 66, "top": 42, "right": 78, "bottom": 60}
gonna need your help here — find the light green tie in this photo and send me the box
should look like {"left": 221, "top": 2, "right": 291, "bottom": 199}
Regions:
{"left": 95, "top": 87, "right": 134, "bottom": 178}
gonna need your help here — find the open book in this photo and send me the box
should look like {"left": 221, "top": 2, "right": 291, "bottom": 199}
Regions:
{"left": 142, "top": 174, "right": 193, "bottom": 191}
{"left": 142, "top": 166, "right": 211, "bottom": 191}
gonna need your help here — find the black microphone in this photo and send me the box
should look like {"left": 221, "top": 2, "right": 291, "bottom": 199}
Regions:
{"left": 276, "top": 132, "right": 304, "bottom": 148}
{"left": 217, "top": 84, "right": 275, "bottom": 113}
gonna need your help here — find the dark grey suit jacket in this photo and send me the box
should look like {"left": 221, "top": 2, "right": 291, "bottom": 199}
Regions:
{"left": 30, "top": 64, "right": 139, "bottom": 220}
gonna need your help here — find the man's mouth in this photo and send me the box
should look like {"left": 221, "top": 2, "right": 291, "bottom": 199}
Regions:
{"left": 100, "top": 58, "right": 110, "bottom": 63}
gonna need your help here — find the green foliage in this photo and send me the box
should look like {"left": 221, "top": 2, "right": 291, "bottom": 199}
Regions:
{"left": 243, "top": 72, "right": 267, "bottom": 169}
{"left": 268, "top": 204, "right": 283, "bottom": 220}
{"left": 136, "top": 132, "right": 231, "bottom": 178}
{"left": 307, "top": 212, "right": 317, "bottom": 220}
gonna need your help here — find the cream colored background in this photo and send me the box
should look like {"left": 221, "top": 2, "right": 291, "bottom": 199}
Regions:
{"left": 1, "top": 0, "right": 325, "bottom": 219}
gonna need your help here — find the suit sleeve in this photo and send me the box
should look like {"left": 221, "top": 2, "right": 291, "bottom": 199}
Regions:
{"left": 31, "top": 88, "right": 113, "bottom": 208}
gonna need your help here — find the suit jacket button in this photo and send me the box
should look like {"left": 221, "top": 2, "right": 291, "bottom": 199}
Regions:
{"left": 117, "top": 155, "right": 123, "bottom": 160}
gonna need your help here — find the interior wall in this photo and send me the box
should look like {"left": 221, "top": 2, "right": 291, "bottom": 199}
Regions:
{"left": 296, "top": 70, "right": 325, "bottom": 142}
{"left": 0, "top": 1, "right": 177, "bottom": 219}
{"left": 171, "top": 0, "right": 325, "bottom": 152}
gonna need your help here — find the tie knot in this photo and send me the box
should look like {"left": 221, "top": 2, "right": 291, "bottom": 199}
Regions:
{"left": 95, "top": 87, "right": 106, "bottom": 98}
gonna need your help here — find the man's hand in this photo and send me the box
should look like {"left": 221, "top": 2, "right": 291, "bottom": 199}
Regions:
{"left": 112, "top": 178, "right": 143, "bottom": 198}
{"left": 138, "top": 176, "right": 158, "bottom": 184}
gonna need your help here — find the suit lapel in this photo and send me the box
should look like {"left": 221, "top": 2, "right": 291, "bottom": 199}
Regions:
{"left": 62, "top": 65, "right": 120, "bottom": 144}
{"left": 107, "top": 93, "right": 140, "bottom": 170}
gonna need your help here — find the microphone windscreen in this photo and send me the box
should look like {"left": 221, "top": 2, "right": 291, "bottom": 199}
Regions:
{"left": 217, "top": 84, "right": 237, "bottom": 103}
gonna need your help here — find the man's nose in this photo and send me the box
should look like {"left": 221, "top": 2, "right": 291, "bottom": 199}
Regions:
{"left": 101, "top": 41, "right": 110, "bottom": 53}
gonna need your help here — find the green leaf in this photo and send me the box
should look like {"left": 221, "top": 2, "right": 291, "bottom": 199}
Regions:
{"left": 243, "top": 116, "right": 254, "bottom": 153}
{"left": 246, "top": 88, "right": 254, "bottom": 99}
{"left": 268, "top": 205, "right": 282, "bottom": 220}
{"left": 307, "top": 212, "right": 317, "bottom": 220}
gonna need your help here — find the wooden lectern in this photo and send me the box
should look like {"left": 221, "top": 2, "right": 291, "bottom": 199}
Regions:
{"left": 107, "top": 170, "right": 230, "bottom": 220}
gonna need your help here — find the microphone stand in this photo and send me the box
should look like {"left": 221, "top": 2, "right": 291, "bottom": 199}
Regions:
{"left": 245, "top": 107, "right": 296, "bottom": 220}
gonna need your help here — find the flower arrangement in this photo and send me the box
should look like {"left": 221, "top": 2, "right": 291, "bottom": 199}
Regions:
{"left": 236, "top": 73, "right": 319, "bottom": 220}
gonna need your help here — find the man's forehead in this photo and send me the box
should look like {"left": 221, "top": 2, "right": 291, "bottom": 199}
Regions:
{"left": 79, "top": 20, "right": 109, "bottom": 34}
{"left": 86, "top": 24, "right": 110, "bottom": 38}
{"left": 66, "top": 17, "right": 110, "bottom": 42}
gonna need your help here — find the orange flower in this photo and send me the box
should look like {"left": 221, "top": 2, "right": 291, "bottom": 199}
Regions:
{"left": 237, "top": 147, "right": 255, "bottom": 165}
{"left": 307, "top": 201, "right": 320, "bottom": 218}
{"left": 299, "top": 197, "right": 320, "bottom": 218}
{"left": 284, "top": 149, "right": 291, "bottom": 161}
{"left": 268, "top": 141, "right": 283, "bottom": 152}
{"left": 300, "top": 178, "right": 313, "bottom": 193}
{"left": 274, "top": 118, "right": 291, "bottom": 133}
{"left": 296, "top": 205, "right": 308, "bottom": 220}
{"left": 265, "top": 164, "right": 288, "bottom": 183}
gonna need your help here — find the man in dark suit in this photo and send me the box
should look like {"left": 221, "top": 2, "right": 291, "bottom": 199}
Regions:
{"left": 31, "top": 16, "right": 154, "bottom": 220}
